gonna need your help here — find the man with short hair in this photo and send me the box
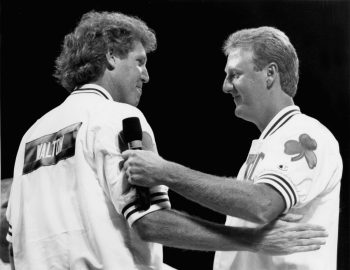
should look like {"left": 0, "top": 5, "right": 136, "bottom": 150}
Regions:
{"left": 123, "top": 26, "right": 342, "bottom": 270}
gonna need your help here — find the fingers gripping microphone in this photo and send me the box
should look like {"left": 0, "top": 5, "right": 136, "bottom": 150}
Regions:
{"left": 122, "top": 117, "right": 151, "bottom": 211}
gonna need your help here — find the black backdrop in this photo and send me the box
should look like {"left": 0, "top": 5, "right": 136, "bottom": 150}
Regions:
{"left": 1, "top": 0, "right": 349, "bottom": 269}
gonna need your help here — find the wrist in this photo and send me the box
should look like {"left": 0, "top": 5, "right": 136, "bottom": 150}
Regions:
{"left": 241, "top": 227, "right": 262, "bottom": 253}
{"left": 163, "top": 161, "right": 182, "bottom": 188}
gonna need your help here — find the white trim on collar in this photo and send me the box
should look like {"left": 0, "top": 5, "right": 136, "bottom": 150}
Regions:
{"left": 260, "top": 105, "right": 301, "bottom": 139}
{"left": 73, "top": 84, "right": 114, "bottom": 101}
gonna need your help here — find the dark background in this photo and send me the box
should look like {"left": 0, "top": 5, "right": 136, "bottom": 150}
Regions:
{"left": 1, "top": 0, "right": 349, "bottom": 269}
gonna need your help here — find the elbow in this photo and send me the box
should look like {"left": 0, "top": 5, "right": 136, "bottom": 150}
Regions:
{"left": 254, "top": 210, "right": 279, "bottom": 225}
{"left": 132, "top": 215, "right": 157, "bottom": 242}
{"left": 250, "top": 200, "right": 283, "bottom": 225}
{"left": 250, "top": 185, "right": 285, "bottom": 224}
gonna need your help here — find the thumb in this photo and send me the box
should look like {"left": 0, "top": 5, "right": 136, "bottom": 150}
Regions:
{"left": 278, "top": 213, "right": 303, "bottom": 223}
{"left": 121, "top": 149, "right": 134, "bottom": 159}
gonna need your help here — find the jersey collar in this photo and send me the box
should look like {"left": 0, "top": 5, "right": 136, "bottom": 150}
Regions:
{"left": 260, "top": 105, "right": 301, "bottom": 140}
{"left": 71, "top": 84, "right": 114, "bottom": 101}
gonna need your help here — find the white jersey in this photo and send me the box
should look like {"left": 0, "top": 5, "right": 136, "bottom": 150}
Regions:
{"left": 214, "top": 105, "right": 342, "bottom": 270}
{"left": 6, "top": 84, "right": 171, "bottom": 270}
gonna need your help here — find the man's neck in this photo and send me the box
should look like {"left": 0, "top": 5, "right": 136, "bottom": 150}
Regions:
{"left": 90, "top": 78, "right": 115, "bottom": 100}
{"left": 256, "top": 98, "right": 294, "bottom": 132}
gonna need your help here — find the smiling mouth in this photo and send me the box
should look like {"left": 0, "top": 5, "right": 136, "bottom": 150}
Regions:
{"left": 233, "top": 95, "right": 241, "bottom": 104}
{"left": 136, "top": 87, "right": 142, "bottom": 95}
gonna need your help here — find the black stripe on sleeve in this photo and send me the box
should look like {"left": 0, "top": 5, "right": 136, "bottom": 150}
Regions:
{"left": 150, "top": 192, "right": 167, "bottom": 197}
{"left": 260, "top": 173, "right": 297, "bottom": 205}
{"left": 125, "top": 208, "right": 140, "bottom": 221}
{"left": 122, "top": 201, "right": 135, "bottom": 216}
{"left": 123, "top": 198, "right": 170, "bottom": 221}
{"left": 259, "top": 176, "right": 293, "bottom": 207}
{"left": 260, "top": 182, "right": 288, "bottom": 210}
{"left": 151, "top": 198, "right": 170, "bottom": 205}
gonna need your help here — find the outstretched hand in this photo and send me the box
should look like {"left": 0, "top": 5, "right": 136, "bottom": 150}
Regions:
{"left": 253, "top": 213, "right": 328, "bottom": 255}
{"left": 122, "top": 150, "right": 169, "bottom": 187}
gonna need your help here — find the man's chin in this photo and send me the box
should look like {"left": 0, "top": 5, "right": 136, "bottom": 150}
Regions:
{"left": 134, "top": 97, "right": 141, "bottom": 107}
{"left": 234, "top": 105, "right": 242, "bottom": 116}
{"left": 125, "top": 97, "right": 140, "bottom": 107}
{"left": 234, "top": 106, "right": 247, "bottom": 120}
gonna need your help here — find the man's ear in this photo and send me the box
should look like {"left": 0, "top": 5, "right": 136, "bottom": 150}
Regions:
{"left": 106, "top": 50, "right": 119, "bottom": 70}
{"left": 266, "top": 62, "right": 278, "bottom": 89}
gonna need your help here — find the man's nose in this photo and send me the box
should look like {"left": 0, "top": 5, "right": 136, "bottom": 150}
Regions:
{"left": 222, "top": 78, "right": 233, "bottom": 94}
{"left": 141, "top": 67, "right": 149, "bottom": 83}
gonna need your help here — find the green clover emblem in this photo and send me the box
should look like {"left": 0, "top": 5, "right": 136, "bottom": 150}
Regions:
{"left": 284, "top": 133, "right": 317, "bottom": 169}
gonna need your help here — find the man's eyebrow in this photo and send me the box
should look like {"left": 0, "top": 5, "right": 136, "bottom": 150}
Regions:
{"left": 138, "top": 55, "right": 147, "bottom": 62}
{"left": 225, "top": 67, "right": 240, "bottom": 73}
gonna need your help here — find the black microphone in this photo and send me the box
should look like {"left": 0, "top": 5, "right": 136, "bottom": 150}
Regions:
{"left": 122, "top": 117, "right": 151, "bottom": 211}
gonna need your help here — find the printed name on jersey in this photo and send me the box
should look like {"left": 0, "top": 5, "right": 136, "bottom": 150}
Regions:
{"left": 284, "top": 133, "right": 317, "bottom": 169}
{"left": 23, "top": 122, "right": 82, "bottom": 174}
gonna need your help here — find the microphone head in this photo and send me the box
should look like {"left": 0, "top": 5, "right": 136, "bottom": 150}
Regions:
{"left": 122, "top": 117, "right": 142, "bottom": 143}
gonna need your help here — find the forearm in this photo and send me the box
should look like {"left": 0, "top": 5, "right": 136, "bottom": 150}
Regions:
{"left": 133, "top": 209, "right": 257, "bottom": 252}
{"left": 163, "top": 162, "right": 283, "bottom": 224}
{"left": 123, "top": 150, "right": 284, "bottom": 223}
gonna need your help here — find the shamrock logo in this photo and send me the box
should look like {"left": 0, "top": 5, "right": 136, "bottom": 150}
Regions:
{"left": 284, "top": 133, "right": 317, "bottom": 169}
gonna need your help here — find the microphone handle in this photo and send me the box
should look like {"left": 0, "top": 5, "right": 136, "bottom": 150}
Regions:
{"left": 131, "top": 145, "right": 151, "bottom": 211}
{"left": 135, "top": 186, "right": 151, "bottom": 211}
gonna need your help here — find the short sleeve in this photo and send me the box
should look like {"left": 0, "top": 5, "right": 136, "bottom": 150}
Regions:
{"left": 121, "top": 185, "right": 171, "bottom": 226}
{"left": 89, "top": 107, "right": 171, "bottom": 226}
{"left": 254, "top": 132, "right": 333, "bottom": 213}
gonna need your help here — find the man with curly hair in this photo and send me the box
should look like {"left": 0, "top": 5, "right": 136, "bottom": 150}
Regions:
{"left": 6, "top": 13, "right": 328, "bottom": 270}
{"left": 123, "top": 26, "right": 342, "bottom": 270}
